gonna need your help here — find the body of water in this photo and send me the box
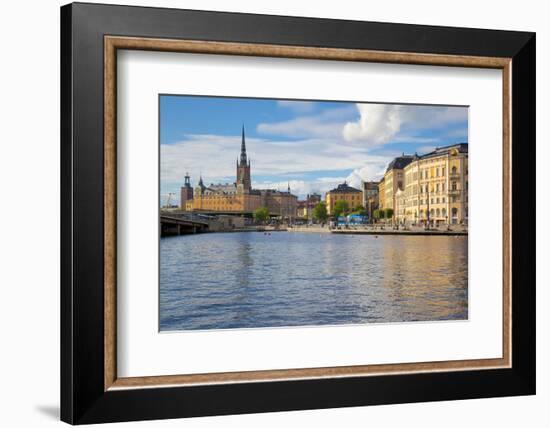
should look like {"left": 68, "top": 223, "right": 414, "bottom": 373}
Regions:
{"left": 160, "top": 231, "right": 468, "bottom": 331}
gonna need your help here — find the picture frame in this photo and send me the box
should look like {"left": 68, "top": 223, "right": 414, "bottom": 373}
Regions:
{"left": 61, "top": 2, "right": 535, "bottom": 424}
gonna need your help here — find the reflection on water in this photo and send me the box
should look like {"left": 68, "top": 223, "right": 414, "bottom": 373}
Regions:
{"left": 160, "top": 232, "right": 468, "bottom": 331}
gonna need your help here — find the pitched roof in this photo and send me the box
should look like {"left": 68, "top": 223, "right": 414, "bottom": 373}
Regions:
{"left": 328, "top": 182, "right": 362, "bottom": 193}
{"left": 420, "top": 143, "right": 468, "bottom": 160}
{"left": 385, "top": 155, "right": 414, "bottom": 172}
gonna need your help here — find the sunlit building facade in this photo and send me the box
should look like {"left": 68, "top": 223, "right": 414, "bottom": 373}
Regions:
{"left": 325, "top": 182, "right": 362, "bottom": 215}
{"left": 381, "top": 155, "right": 414, "bottom": 212}
{"left": 378, "top": 178, "right": 385, "bottom": 212}
{"left": 182, "top": 127, "right": 297, "bottom": 217}
{"left": 361, "top": 181, "right": 379, "bottom": 219}
{"left": 402, "top": 144, "right": 468, "bottom": 225}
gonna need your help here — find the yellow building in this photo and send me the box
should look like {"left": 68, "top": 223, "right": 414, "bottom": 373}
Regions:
{"left": 382, "top": 155, "right": 414, "bottom": 212}
{"left": 325, "top": 182, "right": 363, "bottom": 215}
{"left": 378, "top": 178, "right": 386, "bottom": 210}
{"left": 395, "top": 188, "right": 407, "bottom": 223}
{"left": 400, "top": 143, "right": 468, "bottom": 225}
{"left": 183, "top": 127, "right": 297, "bottom": 218}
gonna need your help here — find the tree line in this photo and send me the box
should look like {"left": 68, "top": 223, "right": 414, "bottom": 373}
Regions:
{"left": 252, "top": 201, "right": 394, "bottom": 223}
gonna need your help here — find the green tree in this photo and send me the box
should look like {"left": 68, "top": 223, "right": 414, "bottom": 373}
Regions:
{"left": 253, "top": 206, "right": 269, "bottom": 223}
{"left": 385, "top": 208, "right": 394, "bottom": 220}
{"left": 373, "top": 209, "right": 384, "bottom": 220}
{"left": 312, "top": 202, "right": 328, "bottom": 222}
{"left": 350, "top": 205, "right": 367, "bottom": 216}
{"left": 333, "top": 200, "right": 350, "bottom": 218}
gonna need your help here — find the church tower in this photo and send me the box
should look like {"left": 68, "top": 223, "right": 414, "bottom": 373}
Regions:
{"left": 180, "top": 172, "right": 194, "bottom": 210}
{"left": 236, "top": 125, "right": 251, "bottom": 191}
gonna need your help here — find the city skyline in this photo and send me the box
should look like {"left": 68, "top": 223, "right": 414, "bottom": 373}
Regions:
{"left": 161, "top": 95, "right": 468, "bottom": 203}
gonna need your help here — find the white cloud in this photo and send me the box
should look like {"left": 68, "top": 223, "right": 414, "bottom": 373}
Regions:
{"left": 161, "top": 133, "right": 391, "bottom": 201}
{"left": 253, "top": 177, "right": 347, "bottom": 199}
{"left": 161, "top": 103, "right": 467, "bottom": 204}
{"left": 255, "top": 164, "right": 387, "bottom": 199}
{"left": 257, "top": 106, "right": 355, "bottom": 139}
{"left": 343, "top": 103, "right": 467, "bottom": 146}
{"left": 161, "top": 134, "right": 389, "bottom": 183}
{"left": 343, "top": 104, "right": 403, "bottom": 146}
{"left": 345, "top": 163, "right": 387, "bottom": 190}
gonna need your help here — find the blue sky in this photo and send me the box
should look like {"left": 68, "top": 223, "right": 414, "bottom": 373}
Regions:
{"left": 160, "top": 95, "right": 468, "bottom": 204}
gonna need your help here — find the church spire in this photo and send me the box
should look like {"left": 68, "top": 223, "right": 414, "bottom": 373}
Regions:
{"left": 239, "top": 125, "right": 247, "bottom": 166}
{"left": 236, "top": 125, "right": 251, "bottom": 191}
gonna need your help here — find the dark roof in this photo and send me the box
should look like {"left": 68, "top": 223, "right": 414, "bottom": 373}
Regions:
{"left": 328, "top": 182, "right": 362, "bottom": 194}
{"left": 385, "top": 155, "right": 414, "bottom": 172}
{"left": 420, "top": 143, "right": 468, "bottom": 160}
{"left": 383, "top": 143, "right": 468, "bottom": 173}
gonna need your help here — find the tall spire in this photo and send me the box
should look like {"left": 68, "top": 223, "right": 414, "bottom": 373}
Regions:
{"left": 239, "top": 124, "right": 247, "bottom": 166}
{"left": 184, "top": 171, "right": 191, "bottom": 188}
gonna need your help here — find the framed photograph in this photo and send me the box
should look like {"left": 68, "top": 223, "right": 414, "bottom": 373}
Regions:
{"left": 61, "top": 2, "right": 535, "bottom": 424}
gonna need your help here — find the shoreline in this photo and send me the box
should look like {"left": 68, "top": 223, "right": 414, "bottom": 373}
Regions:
{"left": 163, "top": 226, "right": 468, "bottom": 237}
{"left": 289, "top": 226, "right": 467, "bottom": 236}
{"left": 330, "top": 229, "right": 467, "bottom": 236}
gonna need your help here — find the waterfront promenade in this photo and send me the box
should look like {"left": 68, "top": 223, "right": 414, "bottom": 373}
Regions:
{"left": 289, "top": 224, "right": 467, "bottom": 236}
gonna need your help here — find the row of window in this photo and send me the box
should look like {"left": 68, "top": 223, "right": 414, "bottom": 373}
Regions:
{"left": 409, "top": 165, "right": 468, "bottom": 181}
{"left": 405, "top": 179, "right": 469, "bottom": 195}
{"left": 412, "top": 207, "right": 460, "bottom": 218}
{"left": 421, "top": 197, "right": 446, "bottom": 205}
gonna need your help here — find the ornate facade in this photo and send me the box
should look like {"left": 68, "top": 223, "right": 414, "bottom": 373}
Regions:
{"left": 402, "top": 144, "right": 468, "bottom": 225}
{"left": 181, "top": 127, "right": 297, "bottom": 218}
{"left": 378, "top": 143, "right": 468, "bottom": 225}
{"left": 381, "top": 155, "right": 414, "bottom": 211}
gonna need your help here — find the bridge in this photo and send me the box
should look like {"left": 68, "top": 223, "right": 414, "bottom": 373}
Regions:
{"left": 160, "top": 214, "right": 210, "bottom": 237}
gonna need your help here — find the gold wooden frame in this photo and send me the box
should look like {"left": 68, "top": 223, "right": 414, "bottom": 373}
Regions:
{"left": 104, "top": 36, "right": 512, "bottom": 391}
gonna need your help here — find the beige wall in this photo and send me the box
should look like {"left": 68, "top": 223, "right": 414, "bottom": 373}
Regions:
{"left": 401, "top": 149, "right": 468, "bottom": 225}
{"left": 383, "top": 168, "right": 406, "bottom": 211}
{"left": 326, "top": 192, "right": 362, "bottom": 215}
{"left": 187, "top": 192, "right": 297, "bottom": 217}
{"left": 378, "top": 180, "right": 386, "bottom": 210}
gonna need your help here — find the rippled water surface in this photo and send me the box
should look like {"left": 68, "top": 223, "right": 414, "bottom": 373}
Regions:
{"left": 160, "top": 232, "right": 468, "bottom": 331}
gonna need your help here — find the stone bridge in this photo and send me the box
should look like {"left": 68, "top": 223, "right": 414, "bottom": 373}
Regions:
{"left": 160, "top": 214, "right": 210, "bottom": 237}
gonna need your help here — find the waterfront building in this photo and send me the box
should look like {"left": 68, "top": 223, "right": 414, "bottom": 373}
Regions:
{"left": 378, "top": 178, "right": 385, "bottom": 212}
{"left": 361, "top": 181, "right": 379, "bottom": 219}
{"left": 401, "top": 143, "right": 468, "bottom": 225}
{"left": 179, "top": 172, "right": 193, "bottom": 210}
{"left": 308, "top": 193, "right": 322, "bottom": 205}
{"left": 382, "top": 155, "right": 414, "bottom": 212}
{"left": 297, "top": 193, "right": 322, "bottom": 220}
{"left": 297, "top": 200, "right": 307, "bottom": 218}
{"left": 182, "top": 126, "right": 297, "bottom": 218}
{"left": 325, "top": 182, "right": 362, "bottom": 215}
{"left": 395, "top": 188, "right": 407, "bottom": 224}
